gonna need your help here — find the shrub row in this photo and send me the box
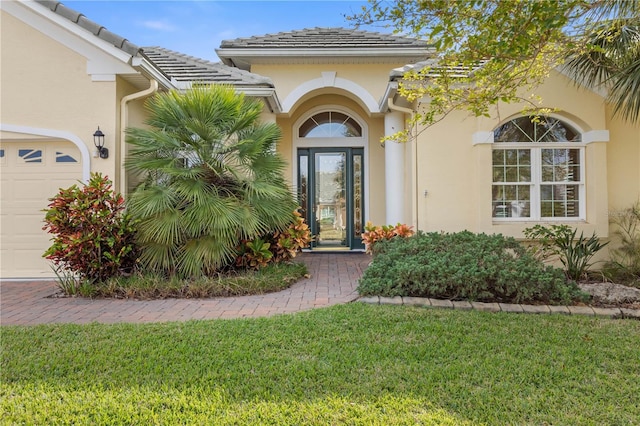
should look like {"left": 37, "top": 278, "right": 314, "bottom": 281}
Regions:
{"left": 358, "top": 231, "right": 587, "bottom": 305}
{"left": 43, "top": 174, "right": 311, "bottom": 293}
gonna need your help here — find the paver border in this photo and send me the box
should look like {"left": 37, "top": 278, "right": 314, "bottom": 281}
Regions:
{"left": 356, "top": 296, "right": 638, "bottom": 319}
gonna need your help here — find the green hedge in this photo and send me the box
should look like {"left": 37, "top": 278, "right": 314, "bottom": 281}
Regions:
{"left": 358, "top": 231, "right": 587, "bottom": 305}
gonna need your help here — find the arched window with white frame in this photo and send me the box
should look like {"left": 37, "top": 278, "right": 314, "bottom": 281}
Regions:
{"left": 492, "top": 116, "right": 585, "bottom": 220}
{"left": 298, "top": 111, "right": 363, "bottom": 138}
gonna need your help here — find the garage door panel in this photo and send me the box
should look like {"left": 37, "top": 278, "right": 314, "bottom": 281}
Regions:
{"left": 1, "top": 248, "right": 54, "bottom": 277}
{"left": 13, "top": 214, "right": 48, "bottom": 235}
{"left": 0, "top": 178, "right": 15, "bottom": 200}
{"left": 49, "top": 178, "right": 83, "bottom": 196}
{"left": 1, "top": 204, "right": 49, "bottom": 222}
{"left": 14, "top": 249, "right": 52, "bottom": 273}
{"left": 0, "top": 141, "right": 83, "bottom": 278}
{"left": 13, "top": 179, "right": 53, "bottom": 200}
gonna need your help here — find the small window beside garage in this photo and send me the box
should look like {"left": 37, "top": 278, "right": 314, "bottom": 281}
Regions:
{"left": 55, "top": 151, "right": 78, "bottom": 163}
{"left": 18, "top": 149, "right": 43, "bottom": 164}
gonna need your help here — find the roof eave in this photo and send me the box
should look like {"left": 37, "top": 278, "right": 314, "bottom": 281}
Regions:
{"left": 131, "top": 56, "right": 177, "bottom": 90}
{"left": 217, "top": 47, "right": 434, "bottom": 63}
{"left": 169, "top": 81, "right": 282, "bottom": 113}
{"left": 379, "top": 81, "right": 399, "bottom": 112}
{"left": 240, "top": 87, "right": 282, "bottom": 113}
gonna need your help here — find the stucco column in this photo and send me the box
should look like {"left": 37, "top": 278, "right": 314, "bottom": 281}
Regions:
{"left": 384, "top": 111, "right": 405, "bottom": 224}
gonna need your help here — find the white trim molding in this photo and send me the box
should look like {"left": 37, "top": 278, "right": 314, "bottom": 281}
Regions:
{"left": 472, "top": 131, "right": 495, "bottom": 145}
{"left": 282, "top": 73, "right": 380, "bottom": 114}
{"left": 582, "top": 130, "right": 610, "bottom": 144}
{"left": 0, "top": 123, "right": 91, "bottom": 182}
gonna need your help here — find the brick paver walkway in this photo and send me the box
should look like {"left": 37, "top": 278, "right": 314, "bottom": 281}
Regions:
{"left": 0, "top": 253, "right": 370, "bottom": 326}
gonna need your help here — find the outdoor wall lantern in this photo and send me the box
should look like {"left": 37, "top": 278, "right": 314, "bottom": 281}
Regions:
{"left": 93, "top": 126, "right": 109, "bottom": 159}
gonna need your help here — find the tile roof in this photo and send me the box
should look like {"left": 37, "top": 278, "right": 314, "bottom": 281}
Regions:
{"left": 220, "top": 27, "right": 431, "bottom": 49}
{"left": 35, "top": 0, "right": 141, "bottom": 56}
{"left": 390, "top": 59, "right": 488, "bottom": 80}
{"left": 142, "top": 47, "right": 274, "bottom": 87}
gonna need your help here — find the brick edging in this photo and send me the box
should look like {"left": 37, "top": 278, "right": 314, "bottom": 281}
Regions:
{"left": 356, "top": 296, "right": 640, "bottom": 320}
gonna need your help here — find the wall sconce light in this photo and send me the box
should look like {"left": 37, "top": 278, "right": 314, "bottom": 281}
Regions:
{"left": 93, "top": 126, "right": 108, "bottom": 159}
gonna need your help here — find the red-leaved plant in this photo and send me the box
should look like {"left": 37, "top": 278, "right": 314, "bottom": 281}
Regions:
{"left": 42, "top": 173, "right": 138, "bottom": 283}
{"left": 361, "top": 222, "right": 415, "bottom": 254}
{"left": 270, "top": 210, "right": 312, "bottom": 262}
{"left": 236, "top": 210, "right": 312, "bottom": 269}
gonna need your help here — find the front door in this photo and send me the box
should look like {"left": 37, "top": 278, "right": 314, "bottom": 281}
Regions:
{"left": 298, "top": 148, "right": 364, "bottom": 250}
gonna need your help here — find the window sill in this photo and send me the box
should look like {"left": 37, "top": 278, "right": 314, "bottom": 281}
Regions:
{"left": 492, "top": 218, "right": 587, "bottom": 225}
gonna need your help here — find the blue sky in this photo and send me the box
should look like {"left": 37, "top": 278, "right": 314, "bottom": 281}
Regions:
{"left": 66, "top": 1, "right": 379, "bottom": 62}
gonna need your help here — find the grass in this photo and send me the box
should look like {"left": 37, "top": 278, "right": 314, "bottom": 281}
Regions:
{"left": 75, "top": 262, "right": 308, "bottom": 299}
{"left": 2, "top": 304, "right": 639, "bottom": 424}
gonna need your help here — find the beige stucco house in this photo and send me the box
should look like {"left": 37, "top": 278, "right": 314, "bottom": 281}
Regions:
{"left": 2, "top": 0, "right": 639, "bottom": 278}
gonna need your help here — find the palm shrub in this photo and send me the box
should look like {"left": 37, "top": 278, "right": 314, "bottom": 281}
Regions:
{"left": 125, "top": 85, "right": 297, "bottom": 277}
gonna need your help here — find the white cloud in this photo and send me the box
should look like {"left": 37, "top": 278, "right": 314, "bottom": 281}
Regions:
{"left": 139, "top": 20, "right": 177, "bottom": 32}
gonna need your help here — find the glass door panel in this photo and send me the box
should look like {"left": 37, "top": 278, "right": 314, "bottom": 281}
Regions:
{"left": 298, "top": 154, "right": 309, "bottom": 222}
{"left": 297, "top": 148, "right": 364, "bottom": 250}
{"left": 352, "top": 153, "right": 364, "bottom": 249}
{"left": 315, "top": 152, "right": 347, "bottom": 248}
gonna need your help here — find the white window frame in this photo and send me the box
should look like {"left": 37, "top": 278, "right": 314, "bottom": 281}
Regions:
{"left": 492, "top": 117, "right": 586, "bottom": 222}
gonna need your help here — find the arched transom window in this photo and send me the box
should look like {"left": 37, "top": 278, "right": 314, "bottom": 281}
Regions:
{"left": 492, "top": 116, "right": 584, "bottom": 220}
{"left": 299, "top": 111, "right": 362, "bottom": 138}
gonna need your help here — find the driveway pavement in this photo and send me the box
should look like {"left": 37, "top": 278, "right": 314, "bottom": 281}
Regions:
{"left": 0, "top": 253, "right": 370, "bottom": 325}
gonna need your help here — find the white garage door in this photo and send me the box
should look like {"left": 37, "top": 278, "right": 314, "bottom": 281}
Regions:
{"left": 0, "top": 141, "right": 83, "bottom": 278}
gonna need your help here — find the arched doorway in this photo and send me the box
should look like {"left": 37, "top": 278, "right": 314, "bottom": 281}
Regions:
{"left": 294, "top": 108, "right": 367, "bottom": 250}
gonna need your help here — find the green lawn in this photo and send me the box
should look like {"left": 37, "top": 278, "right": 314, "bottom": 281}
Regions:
{"left": 2, "top": 304, "right": 639, "bottom": 425}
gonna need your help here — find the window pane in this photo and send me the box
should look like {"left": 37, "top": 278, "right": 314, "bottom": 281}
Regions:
{"left": 298, "top": 155, "right": 309, "bottom": 221}
{"left": 494, "top": 116, "right": 581, "bottom": 143}
{"left": 494, "top": 119, "right": 533, "bottom": 142}
{"left": 493, "top": 149, "right": 530, "bottom": 183}
{"left": 492, "top": 150, "right": 505, "bottom": 182}
{"left": 536, "top": 118, "right": 581, "bottom": 142}
{"left": 518, "top": 150, "right": 531, "bottom": 165}
{"left": 493, "top": 166, "right": 505, "bottom": 182}
{"left": 353, "top": 154, "right": 363, "bottom": 237}
{"left": 492, "top": 184, "right": 530, "bottom": 218}
{"left": 299, "top": 111, "right": 362, "bottom": 137}
{"left": 541, "top": 149, "right": 581, "bottom": 182}
{"left": 505, "top": 150, "right": 518, "bottom": 165}
{"left": 540, "top": 184, "right": 579, "bottom": 217}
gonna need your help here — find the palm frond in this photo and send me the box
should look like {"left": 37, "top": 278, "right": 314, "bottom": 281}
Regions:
{"left": 127, "top": 186, "right": 179, "bottom": 218}
{"left": 126, "top": 84, "right": 297, "bottom": 277}
{"left": 610, "top": 56, "right": 640, "bottom": 122}
{"left": 136, "top": 210, "right": 184, "bottom": 246}
{"left": 565, "top": 17, "right": 640, "bottom": 122}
